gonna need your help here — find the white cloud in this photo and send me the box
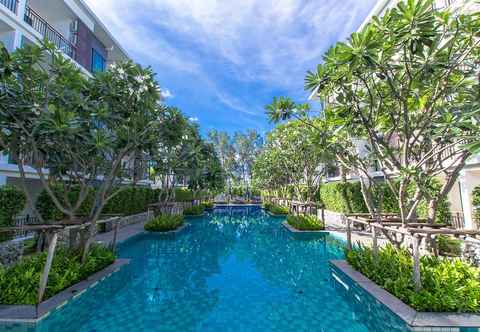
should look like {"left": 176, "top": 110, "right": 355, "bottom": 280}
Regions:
{"left": 189, "top": 117, "right": 199, "bottom": 122}
{"left": 160, "top": 89, "right": 174, "bottom": 99}
{"left": 84, "top": 0, "right": 375, "bottom": 116}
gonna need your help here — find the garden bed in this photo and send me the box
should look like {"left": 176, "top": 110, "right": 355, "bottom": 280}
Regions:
{"left": 330, "top": 260, "right": 480, "bottom": 328}
{"left": 266, "top": 210, "right": 288, "bottom": 217}
{"left": 144, "top": 215, "right": 185, "bottom": 233}
{"left": 286, "top": 215, "right": 325, "bottom": 231}
{"left": 282, "top": 221, "right": 329, "bottom": 234}
{"left": 183, "top": 205, "right": 205, "bottom": 217}
{"left": 0, "top": 259, "right": 129, "bottom": 323}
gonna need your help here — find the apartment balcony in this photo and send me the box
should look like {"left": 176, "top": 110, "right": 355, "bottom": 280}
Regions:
{"left": 0, "top": 0, "right": 18, "bottom": 14}
{"left": 23, "top": 5, "right": 76, "bottom": 59}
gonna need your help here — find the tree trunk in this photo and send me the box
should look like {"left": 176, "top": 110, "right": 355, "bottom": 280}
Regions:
{"left": 340, "top": 166, "right": 353, "bottom": 213}
{"left": 427, "top": 199, "right": 437, "bottom": 225}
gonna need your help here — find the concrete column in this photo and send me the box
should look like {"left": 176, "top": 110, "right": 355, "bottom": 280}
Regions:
{"left": 459, "top": 170, "right": 480, "bottom": 230}
{"left": 12, "top": 0, "right": 27, "bottom": 50}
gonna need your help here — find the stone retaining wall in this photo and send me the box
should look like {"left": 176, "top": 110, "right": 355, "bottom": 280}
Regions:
{"left": 463, "top": 238, "right": 480, "bottom": 266}
{"left": 58, "top": 211, "right": 154, "bottom": 248}
{"left": 0, "top": 240, "right": 24, "bottom": 267}
{"left": 0, "top": 211, "right": 154, "bottom": 266}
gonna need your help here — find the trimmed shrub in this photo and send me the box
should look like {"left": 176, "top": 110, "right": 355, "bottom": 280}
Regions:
{"left": 473, "top": 186, "right": 480, "bottom": 225}
{"left": 144, "top": 215, "right": 184, "bottom": 232}
{"left": 437, "top": 235, "right": 462, "bottom": 257}
{"left": 319, "top": 182, "right": 367, "bottom": 213}
{"left": 36, "top": 186, "right": 157, "bottom": 221}
{"left": 0, "top": 245, "right": 115, "bottom": 305}
{"left": 183, "top": 205, "right": 205, "bottom": 216}
{"left": 202, "top": 201, "right": 214, "bottom": 209}
{"left": 346, "top": 244, "right": 480, "bottom": 312}
{"left": 0, "top": 185, "right": 26, "bottom": 226}
{"left": 36, "top": 186, "right": 95, "bottom": 221}
{"left": 319, "top": 180, "right": 451, "bottom": 223}
{"left": 103, "top": 187, "right": 157, "bottom": 216}
{"left": 287, "top": 215, "right": 325, "bottom": 231}
{"left": 157, "top": 188, "right": 197, "bottom": 202}
{"left": 263, "top": 203, "right": 289, "bottom": 215}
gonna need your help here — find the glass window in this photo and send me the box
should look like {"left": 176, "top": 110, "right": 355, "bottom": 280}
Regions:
{"left": 91, "top": 49, "right": 106, "bottom": 73}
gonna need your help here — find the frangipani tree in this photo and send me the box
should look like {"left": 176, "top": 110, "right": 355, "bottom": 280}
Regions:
{"left": 274, "top": 0, "right": 480, "bottom": 226}
{"left": 266, "top": 97, "right": 379, "bottom": 215}
{"left": 151, "top": 107, "right": 197, "bottom": 202}
{"left": 0, "top": 42, "right": 163, "bottom": 258}
{"left": 253, "top": 119, "right": 331, "bottom": 203}
{"left": 0, "top": 42, "right": 93, "bottom": 223}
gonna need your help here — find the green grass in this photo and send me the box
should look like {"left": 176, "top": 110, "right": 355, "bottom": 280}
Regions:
{"left": 287, "top": 215, "right": 325, "bottom": 231}
{"left": 0, "top": 245, "right": 115, "bottom": 305}
{"left": 144, "top": 215, "right": 184, "bottom": 232}
{"left": 346, "top": 244, "right": 480, "bottom": 312}
{"left": 183, "top": 205, "right": 205, "bottom": 216}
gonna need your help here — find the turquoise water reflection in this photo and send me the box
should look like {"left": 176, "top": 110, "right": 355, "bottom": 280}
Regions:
{"left": 3, "top": 206, "right": 408, "bottom": 331}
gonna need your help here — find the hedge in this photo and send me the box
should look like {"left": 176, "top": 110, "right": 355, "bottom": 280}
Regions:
{"left": 0, "top": 185, "right": 26, "bottom": 227}
{"left": 36, "top": 186, "right": 200, "bottom": 221}
{"left": 473, "top": 186, "right": 480, "bottom": 225}
{"left": 318, "top": 180, "right": 451, "bottom": 223}
{"left": 319, "top": 182, "right": 367, "bottom": 213}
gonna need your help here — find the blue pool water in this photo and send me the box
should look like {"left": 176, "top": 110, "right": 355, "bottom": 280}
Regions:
{"left": 3, "top": 206, "right": 410, "bottom": 331}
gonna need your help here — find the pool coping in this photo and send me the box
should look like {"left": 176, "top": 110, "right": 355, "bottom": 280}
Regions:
{"left": 282, "top": 221, "right": 329, "bottom": 234}
{"left": 0, "top": 259, "right": 130, "bottom": 324}
{"left": 330, "top": 260, "right": 480, "bottom": 328}
{"left": 145, "top": 222, "right": 190, "bottom": 234}
{"left": 265, "top": 210, "right": 288, "bottom": 217}
{"left": 184, "top": 212, "right": 206, "bottom": 218}
{"left": 214, "top": 203, "right": 262, "bottom": 207}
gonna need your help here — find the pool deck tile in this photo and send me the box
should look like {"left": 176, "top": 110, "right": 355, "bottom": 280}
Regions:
{"left": 330, "top": 260, "right": 480, "bottom": 328}
{"left": 95, "top": 221, "right": 147, "bottom": 246}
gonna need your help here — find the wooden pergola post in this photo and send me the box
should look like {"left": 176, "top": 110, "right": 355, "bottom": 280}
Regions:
{"left": 412, "top": 234, "right": 422, "bottom": 291}
{"left": 371, "top": 224, "right": 378, "bottom": 258}
{"left": 111, "top": 220, "right": 120, "bottom": 253}
{"left": 38, "top": 231, "right": 58, "bottom": 303}
{"left": 346, "top": 216, "right": 352, "bottom": 250}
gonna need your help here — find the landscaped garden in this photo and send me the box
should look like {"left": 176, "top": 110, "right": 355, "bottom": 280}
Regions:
{"left": 144, "top": 215, "right": 185, "bottom": 232}
{"left": 252, "top": 0, "right": 480, "bottom": 322}
{"left": 0, "top": 0, "right": 479, "bottom": 330}
{"left": 0, "top": 40, "right": 225, "bottom": 307}
{"left": 286, "top": 215, "right": 325, "bottom": 231}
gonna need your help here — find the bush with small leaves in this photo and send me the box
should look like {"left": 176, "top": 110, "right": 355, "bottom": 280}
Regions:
{"left": 144, "top": 215, "right": 184, "bottom": 232}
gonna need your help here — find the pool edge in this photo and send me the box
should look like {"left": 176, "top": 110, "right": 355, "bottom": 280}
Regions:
{"left": 329, "top": 260, "right": 480, "bottom": 329}
{"left": 0, "top": 259, "right": 130, "bottom": 325}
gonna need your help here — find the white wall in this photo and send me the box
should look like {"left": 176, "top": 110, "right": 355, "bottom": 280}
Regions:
{"left": 0, "top": 30, "right": 15, "bottom": 50}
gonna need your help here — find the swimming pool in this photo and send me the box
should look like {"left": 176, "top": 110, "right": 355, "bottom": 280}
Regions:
{"left": 4, "top": 206, "right": 409, "bottom": 331}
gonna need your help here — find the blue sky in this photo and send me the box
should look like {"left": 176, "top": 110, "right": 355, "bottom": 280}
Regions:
{"left": 85, "top": 0, "right": 377, "bottom": 135}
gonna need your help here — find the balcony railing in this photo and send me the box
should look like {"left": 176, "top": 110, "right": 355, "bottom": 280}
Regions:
{"left": 24, "top": 6, "right": 76, "bottom": 59}
{"left": 0, "top": 0, "right": 18, "bottom": 14}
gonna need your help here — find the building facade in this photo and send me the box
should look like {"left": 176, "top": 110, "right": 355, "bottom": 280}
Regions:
{"left": 321, "top": 0, "right": 480, "bottom": 229}
{"left": 0, "top": 0, "right": 131, "bottom": 208}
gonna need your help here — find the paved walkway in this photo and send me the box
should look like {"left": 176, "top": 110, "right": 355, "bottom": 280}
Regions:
{"left": 95, "top": 221, "right": 147, "bottom": 246}
{"left": 326, "top": 222, "right": 389, "bottom": 247}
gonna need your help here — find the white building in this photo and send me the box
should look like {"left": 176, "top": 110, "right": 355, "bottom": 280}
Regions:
{"left": 0, "top": 0, "right": 132, "bottom": 205}
{"left": 319, "top": 0, "right": 480, "bottom": 229}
